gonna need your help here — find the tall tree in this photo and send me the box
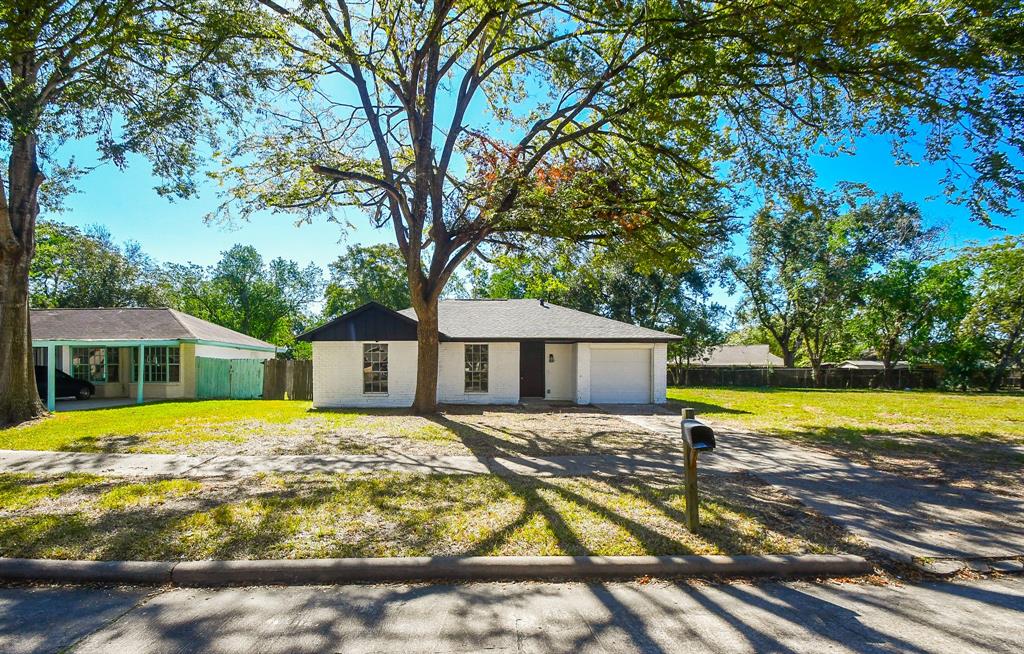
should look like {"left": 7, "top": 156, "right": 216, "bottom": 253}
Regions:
{"left": 853, "top": 258, "right": 968, "bottom": 385}
{"left": 164, "top": 245, "right": 323, "bottom": 348}
{"left": 0, "top": 0, "right": 268, "bottom": 424}
{"left": 961, "top": 236, "right": 1024, "bottom": 391}
{"left": 222, "top": 0, "right": 1024, "bottom": 412}
{"left": 324, "top": 244, "right": 411, "bottom": 317}
{"left": 730, "top": 192, "right": 934, "bottom": 380}
{"left": 30, "top": 221, "right": 163, "bottom": 308}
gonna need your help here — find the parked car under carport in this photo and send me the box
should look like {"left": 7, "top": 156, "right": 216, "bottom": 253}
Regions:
{"left": 34, "top": 366, "right": 95, "bottom": 401}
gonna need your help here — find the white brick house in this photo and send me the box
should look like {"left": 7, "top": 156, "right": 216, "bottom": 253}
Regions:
{"left": 298, "top": 300, "right": 679, "bottom": 408}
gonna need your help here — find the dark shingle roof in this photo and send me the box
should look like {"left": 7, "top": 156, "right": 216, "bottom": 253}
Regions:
{"left": 396, "top": 299, "right": 680, "bottom": 341}
{"left": 30, "top": 308, "right": 276, "bottom": 349}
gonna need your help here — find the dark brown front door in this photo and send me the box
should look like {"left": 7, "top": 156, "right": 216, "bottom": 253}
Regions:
{"left": 519, "top": 341, "right": 545, "bottom": 397}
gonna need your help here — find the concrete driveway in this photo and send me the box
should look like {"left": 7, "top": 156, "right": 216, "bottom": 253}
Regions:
{"left": 601, "top": 405, "right": 1024, "bottom": 561}
{"left": 55, "top": 398, "right": 139, "bottom": 412}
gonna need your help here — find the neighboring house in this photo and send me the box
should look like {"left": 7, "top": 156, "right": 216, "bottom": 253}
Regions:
{"left": 31, "top": 308, "right": 278, "bottom": 408}
{"left": 697, "top": 344, "right": 784, "bottom": 367}
{"left": 836, "top": 360, "right": 910, "bottom": 370}
{"left": 298, "top": 300, "right": 681, "bottom": 407}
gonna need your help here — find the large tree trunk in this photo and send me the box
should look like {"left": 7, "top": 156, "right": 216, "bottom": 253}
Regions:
{"left": 0, "top": 255, "right": 41, "bottom": 425}
{"left": 411, "top": 294, "right": 440, "bottom": 413}
{"left": 0, "top": 131, "right": 46, "bottom": 425}
{"left": 780, "top": 346, "right": 796, "bottom": 368}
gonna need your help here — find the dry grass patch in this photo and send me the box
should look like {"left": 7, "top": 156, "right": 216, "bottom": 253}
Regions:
{"left": 435, "top": 404, "right": 683, "bottom": 457}
{"left": 0, "top": 471, "right": 860, "bottom": 561}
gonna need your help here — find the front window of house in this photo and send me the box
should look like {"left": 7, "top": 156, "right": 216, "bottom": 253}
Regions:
{"left": 71, "top": 347, "right": 118, "bottom": 383}
{"left": 465, "top": 344, "right": 489, "bottom": 393}
{"left": 130, "top": 346, "right": 180, "bottom": 383}
{"left": 363, "top": 343, "right": 388, "bottom": 393}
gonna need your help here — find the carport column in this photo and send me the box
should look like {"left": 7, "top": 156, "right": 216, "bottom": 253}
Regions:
{"left": 136, "top": 344, "right": 145, "bottom": 405}
{"left": 46, "top": 344, "right": 55, "bottom": 412}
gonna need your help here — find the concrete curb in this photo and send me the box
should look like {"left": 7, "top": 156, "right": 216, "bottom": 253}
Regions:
{"left": 0, "top": 555, "right": 872, "bottom": 586}
{"left": 0, "top": 559, "right": 174, "bottom": 585}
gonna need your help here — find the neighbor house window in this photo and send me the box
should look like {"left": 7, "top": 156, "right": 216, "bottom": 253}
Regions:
{"left": 130, "top": 346, "right": 180, "bottom": 383}
{"left": 71, "top": 347, "right": 118, "bottom": 383}
{"left": 465, "top": 344, "right": 488, "bottom": 393}
{"left": 363, "top": 343, "right": 388, "bottom": 393}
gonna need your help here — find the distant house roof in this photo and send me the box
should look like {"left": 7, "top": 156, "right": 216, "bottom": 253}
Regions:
{"left": 30, "top": 308, "right": 277, "bottom": 350}
{"left": 299, "top": 299, "right": 681, "bottom": 342}
{"left": 837, "top": 360, "right": 910, "bottom": 370}
{"left": 699, "top": 344, "right": 784, "bottom": 367}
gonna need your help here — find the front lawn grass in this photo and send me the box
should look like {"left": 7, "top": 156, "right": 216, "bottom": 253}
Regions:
{"left": 0, "top": 471, "right": 859, "bottom": 560}
{"left": 0, "top": 400, "right": 464, "bottom": 455}
{"left": 667, "top": 386, "right": 1024, "bottom": 495}
{"left": 666, "top": 387, "right": 1024, "bottom": 444}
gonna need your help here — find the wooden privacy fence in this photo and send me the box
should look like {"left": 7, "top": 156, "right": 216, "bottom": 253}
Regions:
{"left": 262, "top": 359, "right": 313, "bottom": 400}
{"left": 196, "top": 357, "right": 266, "bottom": 399}
{"left": 668, "top": 366, "right": 942, "bottom": 390}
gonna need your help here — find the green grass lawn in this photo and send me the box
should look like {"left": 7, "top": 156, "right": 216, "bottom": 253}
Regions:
{"left": 666, "top": 387, "right": 1024, "bottom": 444}
{"left": 0, "top": 400, "right": 463, "bottom": 454}
{"left": 0, "top": 471, "right": 858, "bottom": 560}
{"left": 667, "top": 386, "right": 1024, "bottom": 495}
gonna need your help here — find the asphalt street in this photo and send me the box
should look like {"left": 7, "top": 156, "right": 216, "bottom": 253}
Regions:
{"left": 3, "top": 577, "right": 1022, "bottom": 653}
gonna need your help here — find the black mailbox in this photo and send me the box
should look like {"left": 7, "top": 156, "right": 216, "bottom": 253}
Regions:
{"left": 682, "top": 418, "right": 716, "bottom": 451}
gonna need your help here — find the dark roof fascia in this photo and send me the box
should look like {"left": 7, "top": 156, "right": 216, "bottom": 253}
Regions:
{"left": 296, "top": 301, "right": 436, "bottom": 342}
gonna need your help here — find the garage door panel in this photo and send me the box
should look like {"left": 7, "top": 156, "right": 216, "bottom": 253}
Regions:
{"left": 590, "top": 348, "right": 651, "bottom": 403}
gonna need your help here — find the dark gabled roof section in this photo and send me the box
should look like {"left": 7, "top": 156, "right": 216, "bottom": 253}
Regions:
{"left": 296, "top": 301, "right": 423, "bottom": 342}
{"left": 29, "top": 307, "right": 276, "bottom": 349}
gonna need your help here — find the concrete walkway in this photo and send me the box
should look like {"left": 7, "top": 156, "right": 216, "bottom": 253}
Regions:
{"left": 3, "top": 578, "right": 1023, "bottom": 653}
{"left": 0, "top": 449, "right": 691, "bottom": 478}
{"left": 604, "top": 405, "right": 1024, "bottom": 561}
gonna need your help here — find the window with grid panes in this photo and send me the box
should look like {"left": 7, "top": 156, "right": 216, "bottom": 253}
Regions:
{"left": 464, "top": 344, "right": 488, "bottom": 392}
{"left": 363, "top": 343, "right": 388, "bottom": 393}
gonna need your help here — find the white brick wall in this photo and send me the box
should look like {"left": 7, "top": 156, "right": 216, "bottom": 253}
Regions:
{"left": 437, "top": 342, "right": 519, "bottom": 404}
{"left": 311, "top": 339, "right": 667, "bottom": 407}
{"left": 574, "top": 343, "right": 591, "bottom": 404}
{"left": 653, "top": 342, "right": 668, "bottom": 404}
{"left": 312, "top": 341, "right": 418, "bottom": 408}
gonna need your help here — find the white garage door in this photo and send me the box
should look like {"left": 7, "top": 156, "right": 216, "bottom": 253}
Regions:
{"left": 590, "top": 348, "right": 651, "bottom": 403}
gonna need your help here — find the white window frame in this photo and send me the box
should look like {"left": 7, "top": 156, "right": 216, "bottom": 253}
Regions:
{"left": 464, "top": 343, "right": 489, "bottom": 393}
{"left": 362, "top": 343, "right": 389, "bottom": 394}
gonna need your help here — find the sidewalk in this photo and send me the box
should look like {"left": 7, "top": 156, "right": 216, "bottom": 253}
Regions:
{"left": 604, "top": 405, "right": 1024, "bottom": 561}
{"left": 0, "top": 449, "right": 691, "bottom": 478}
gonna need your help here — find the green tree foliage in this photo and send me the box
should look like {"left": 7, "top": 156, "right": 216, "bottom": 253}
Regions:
{"left": 0, "top": 0, "right": 272, "bottom": 424}
{"left": 852, "top": 258, "right": 973, "bottom": 384}
{"left": 163, "top": 245, "right": 323, "bottom": 354}
{"left": 730, "top": 191, "right": 934, "bottom": 381}
{"left": 960, "top": 236, "right": 1024, "bottom": 391}
{"left": 218, "top": 0, "right": 1024, "bottom": 411}
{"left": 29, "top": 221, "right": 164, "bottom": 308}
{"left": 324, "top": 244, "right": 411, "bottom": 317}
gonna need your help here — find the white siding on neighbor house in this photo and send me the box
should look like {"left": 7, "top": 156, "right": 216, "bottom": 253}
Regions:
{"left": 437, "top": 342, "right": 519, "bottom": 404}
{"left": 312, "top": 341, "right": 418, "bottom": 408}
{"left": 194, "top": 343, "right": 276, "bottom": 361}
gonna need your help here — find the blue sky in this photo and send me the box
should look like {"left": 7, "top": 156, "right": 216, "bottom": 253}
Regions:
{"left": 50, "top": 123, "right": 1020, "bottom": 312}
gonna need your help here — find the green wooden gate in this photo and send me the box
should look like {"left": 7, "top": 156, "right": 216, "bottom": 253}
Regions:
{"left": 195, "top": 357, "right": 265, "bottom": 399}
